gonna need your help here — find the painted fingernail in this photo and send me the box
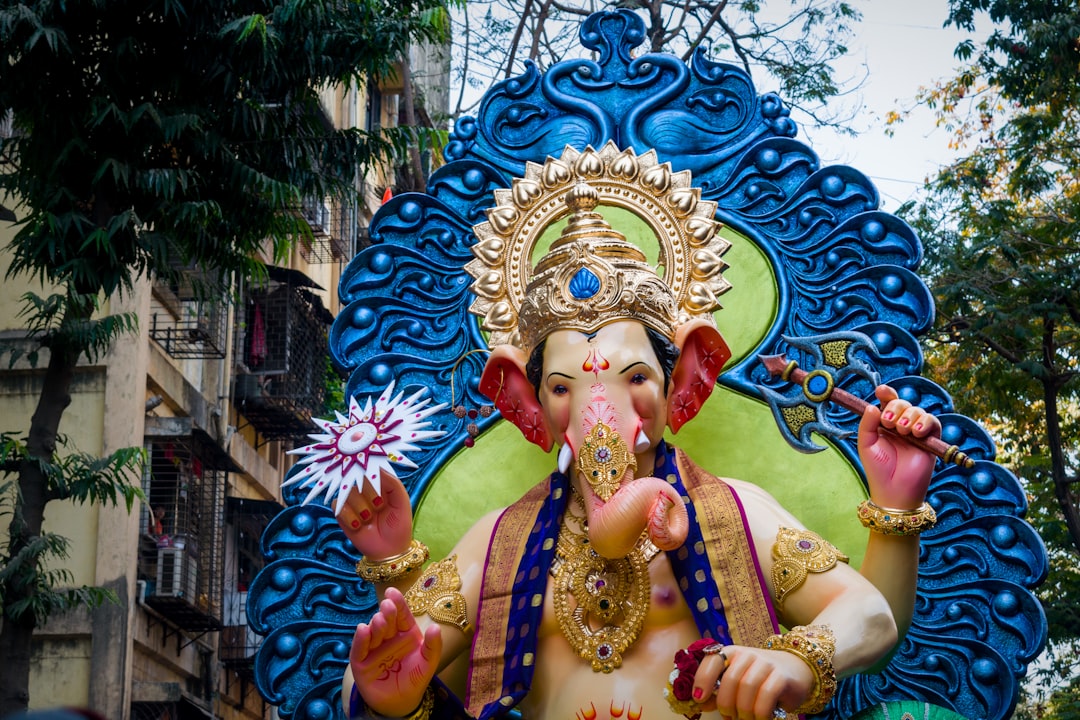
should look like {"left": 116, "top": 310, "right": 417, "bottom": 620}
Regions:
{"left": 883, "top": 411, "right": 894, "bottom": 421}
{"left": 915, "top": 423, "right": 924, "bottom": 432}
{"left": 351, "top": 519, "right": 361, "bottom": 529}
{"left": 360, "top": 509, "right": 372, "bottom": 521}
{"left": 899, "top": 418, "right": 910, "bottom": 426}
{"left": 372, "top": 496, "right": 383, "bottom": 507}
{"left": 693, "top": 688, "right": 703, "bottom": 700}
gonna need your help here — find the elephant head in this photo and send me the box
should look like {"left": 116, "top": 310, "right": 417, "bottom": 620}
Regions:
{"left": 479, "top": 318, "right": 730, "bottom": 559}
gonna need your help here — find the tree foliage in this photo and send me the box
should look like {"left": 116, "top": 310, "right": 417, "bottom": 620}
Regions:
{"left": 450, "top": 0, "right": 865, "bottom": 130}
{"left": 895, "top": 0, "right": 1079, "bottom": 707}
{"left": 0, "top": 0, "right": 450, "bottom": 714}
{"left": 0, "top": 434, "right": 144, "bottom": 626}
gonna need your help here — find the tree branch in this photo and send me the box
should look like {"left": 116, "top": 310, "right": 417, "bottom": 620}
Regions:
{"left": 502, "top": 0, "right": 536, "bottom": 80}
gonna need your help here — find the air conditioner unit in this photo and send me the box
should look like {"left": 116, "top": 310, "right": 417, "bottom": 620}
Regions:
{"left": 156, "top": 547, "right": 195, "bottom": 598}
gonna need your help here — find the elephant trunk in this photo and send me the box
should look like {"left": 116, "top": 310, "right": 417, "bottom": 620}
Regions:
{"left": 581, "top": 474, "right": 688, "bottom": 558}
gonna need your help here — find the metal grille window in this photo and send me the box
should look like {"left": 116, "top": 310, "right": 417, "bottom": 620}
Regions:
{"left": 138, "top": 423, "right": 233, "bottom": 632}
{"left": 233, "top": 267, "right": 333, "bottom": 441}
{"left": 220, "top": 497, "right": 280, "bottom": 680}
{"left": 299, "top": 193, "right": 355, "bottom": 264}
{"left": 149, "top": 266, "right": 229, "bottom": 359}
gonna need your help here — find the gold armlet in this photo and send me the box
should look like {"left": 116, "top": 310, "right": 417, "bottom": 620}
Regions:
{"left": 771, "top": 527, "right": 849, "bottom": 611}
{"left": 762, "top": 624, "right": 837, "bottom": 715}
{"left": 356, "top": 539, "right": 430, "bottom": 584}
{"left": 403, "top": 554, "right": 474, "bottom": 638}
{"left": 857, "top": 500, "right": 937, "bottom": 536}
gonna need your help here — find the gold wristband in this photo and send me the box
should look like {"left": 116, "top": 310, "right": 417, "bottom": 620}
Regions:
{"left": 404, "top": 554, "right": 474, "bottom": 637}
{"left": 355, "top": 539, "right": 430, "bottom": 584}
{"left": 403, "top": 686, "right": 435, "bottom": 720}
{"left": 857, "top": 500, "right": 937, "bottom": 536}
{"left": 762, "top": 624, "right": 837, "bottom": 715}
{"left": 370, "top": 685, "right": 434, "bottom": 720}
{"left": 771, "top": 527, "right": 849, "bottom": 611}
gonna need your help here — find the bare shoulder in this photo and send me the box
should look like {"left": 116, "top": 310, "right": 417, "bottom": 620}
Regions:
{"left": 445, "top": 507, "right": 505, "bottom": 579}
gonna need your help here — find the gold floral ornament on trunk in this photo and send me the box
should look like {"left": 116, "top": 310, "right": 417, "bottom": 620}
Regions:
{"left": 577, "top": 420, "right": 636, "bottom": 501}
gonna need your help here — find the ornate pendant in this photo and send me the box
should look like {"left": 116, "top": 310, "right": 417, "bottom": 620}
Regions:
{"left": 552, "top": 541, "right": 650, "bottom": 673}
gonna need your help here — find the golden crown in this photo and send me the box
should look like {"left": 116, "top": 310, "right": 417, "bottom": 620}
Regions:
{"left": 465, "top": 142, "right": 732, "bottom": 354}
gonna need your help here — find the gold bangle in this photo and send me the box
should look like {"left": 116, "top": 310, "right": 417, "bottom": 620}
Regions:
{"left": 368, "top": 685, "right": 434, "bottom": 720}
{"left": 403, "top": 554, "right": 474, "bottom": 637}
{"left": 771, "top": 527, "right": 849, "bottom": 611}
{"left": 403, "top": 686, "right": 435, "bottom": 720}
{"left": 857, "top": 500, "right": 937, "bottom": 536}
{"left": 355, "top": 539, "right": 430, "bottom": 584}
{"left": 761, "top": 624, "right": 837, "bottom": 715}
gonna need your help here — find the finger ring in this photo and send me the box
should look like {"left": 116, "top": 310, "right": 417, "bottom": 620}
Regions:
{"left": 701, "top": 643, "right": 726, "bottom": 655}
{"left": 773, "top": 708, "right": 788, "bottom": 719}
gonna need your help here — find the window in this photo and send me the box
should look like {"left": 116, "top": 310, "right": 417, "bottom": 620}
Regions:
{"left": 138, "top": 423, "right": 234, "bottom": 632}
{"left": 220, "top": 498, "right": 281, "bottom": 677}
{"left": 149, "top": 265, "right": 229, "bottom": 360}
{"left": 233, "top": 267, "right": 334, "bottom": 441}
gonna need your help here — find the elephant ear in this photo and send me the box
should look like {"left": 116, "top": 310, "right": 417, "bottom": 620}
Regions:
{"left": 480, "top": 344, "right": 555, "bottom": 451}
{"left": 667, "top": 321, "right": 731, "bottom": 433}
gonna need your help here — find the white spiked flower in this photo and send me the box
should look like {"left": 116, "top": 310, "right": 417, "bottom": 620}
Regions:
{"left": 284, "top": 382, "right": 446, "bottom": 514}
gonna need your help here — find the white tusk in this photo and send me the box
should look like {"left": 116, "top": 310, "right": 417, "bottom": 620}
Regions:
{"left": 634, "top": 428, "right": 651, "bottom": 453}
{"left": 558, "top": 443, "right": 574, "bottom": 474}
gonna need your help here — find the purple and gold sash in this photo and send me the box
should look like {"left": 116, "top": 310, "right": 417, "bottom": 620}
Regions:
{"left": 466, "top": 442, "right": 776, "bottom": 718}
{"left": 466, "top": 471, "right": 568, "bottom": 718}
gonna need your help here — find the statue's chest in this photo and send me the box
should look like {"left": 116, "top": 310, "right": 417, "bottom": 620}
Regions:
{"left": 538, "top": 551, "right": 693, "bottom": 658}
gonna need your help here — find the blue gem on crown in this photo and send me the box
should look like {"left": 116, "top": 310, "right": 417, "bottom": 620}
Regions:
{"left": 569, "top": 267, "right": 601, "bottom": 299}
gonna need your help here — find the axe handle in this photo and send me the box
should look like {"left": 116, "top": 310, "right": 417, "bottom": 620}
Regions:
{"left": 766, "top": 356, "right": 974, "bottom": 469}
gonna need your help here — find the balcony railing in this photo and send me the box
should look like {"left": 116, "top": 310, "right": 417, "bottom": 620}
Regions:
{"left": 234, "top": 266, "right": 333, "bottom": 441}
{"left": 298, "top": 193, "right": 356, "bottom": 263}
{"left": 139, "top": 421, "right": 239, "bottom": 632}
{"left": 149, "top": 267, "right": 229, "bottom": 360}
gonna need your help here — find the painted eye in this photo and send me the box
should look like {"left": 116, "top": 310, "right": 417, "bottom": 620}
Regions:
{"left": 630, "top": 373, "right": 647, "bottom": 385}
{"left": 552, "top": 384, "right": 569, "bottom": 396}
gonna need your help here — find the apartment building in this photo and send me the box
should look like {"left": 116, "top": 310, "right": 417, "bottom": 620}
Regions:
{"left": 0, "top": 42, "right": 449, "bottom": 720}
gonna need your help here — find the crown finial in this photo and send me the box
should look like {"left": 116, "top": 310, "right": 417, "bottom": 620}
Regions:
{"left": 566, "top": 182, "right": 599, "bottom": 212}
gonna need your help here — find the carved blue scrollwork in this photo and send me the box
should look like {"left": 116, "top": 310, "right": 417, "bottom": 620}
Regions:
{"left": 250, "top": 8, "right": 1047, "bottom": 720}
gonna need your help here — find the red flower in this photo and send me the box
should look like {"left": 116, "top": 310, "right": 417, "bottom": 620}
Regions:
{"left": 674, "top": 652, "right": 699, "bottom": 674}
{"left": 672, "top": 672, "right": 695, "bottom": 701}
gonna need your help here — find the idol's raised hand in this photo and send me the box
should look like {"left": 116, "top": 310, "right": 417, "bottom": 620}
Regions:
{"left": 858, "top": 385, "right": 942, "bottom": 510}
{"left": 349, "top": 588, "right": 442, "bottom": 716}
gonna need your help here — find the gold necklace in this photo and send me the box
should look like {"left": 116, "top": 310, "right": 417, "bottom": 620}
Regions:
{"left": 550, "top": 489, "right": 659, "bottom": 672}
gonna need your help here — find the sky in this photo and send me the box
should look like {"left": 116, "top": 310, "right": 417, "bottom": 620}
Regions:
{"left": 449, "top": 1, "right": 982, "bottom": 213}
{"left": 798, "top": 1, "right": 978, "bottom": 212}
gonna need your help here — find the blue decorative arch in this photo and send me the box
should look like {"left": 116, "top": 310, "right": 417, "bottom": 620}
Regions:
{"left": 249, "top": 10, "right": 1047, "bottom": 720}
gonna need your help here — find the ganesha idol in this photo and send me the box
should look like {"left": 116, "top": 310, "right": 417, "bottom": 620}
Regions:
{"left": 289, "top": 162, "right": 945, "bottom": 720}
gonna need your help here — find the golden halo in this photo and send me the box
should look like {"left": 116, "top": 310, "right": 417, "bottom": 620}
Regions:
{"left": 465, "top": 141, "right": 732, "bottom": 350}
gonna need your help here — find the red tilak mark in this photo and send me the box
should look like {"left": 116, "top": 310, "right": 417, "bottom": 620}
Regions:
{"left": 582, "top": 349, "right": 610, "bottom": 378}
